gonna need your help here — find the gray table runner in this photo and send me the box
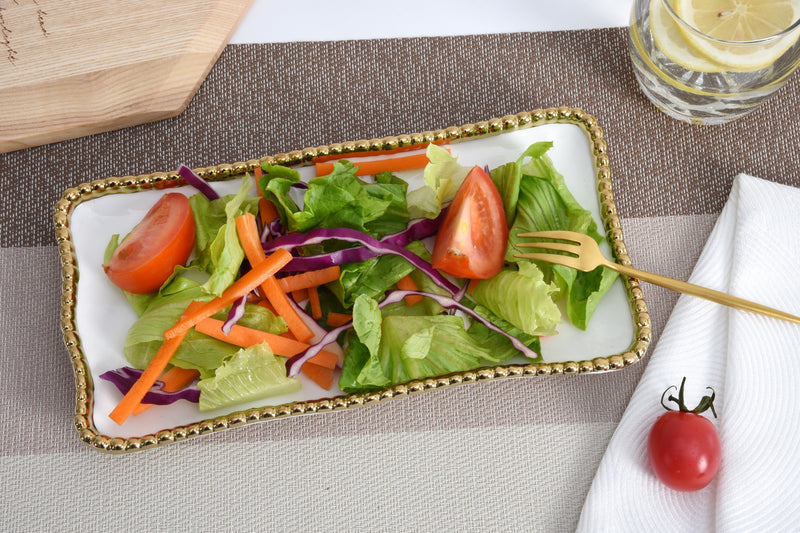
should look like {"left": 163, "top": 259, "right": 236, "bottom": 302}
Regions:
{"left": 2, "top": 28, "right": 798, "bottom": 531}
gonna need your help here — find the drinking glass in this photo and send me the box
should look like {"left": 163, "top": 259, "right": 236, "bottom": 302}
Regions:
{"left": 629, "top": 0, "right": 800, "bottom": 125}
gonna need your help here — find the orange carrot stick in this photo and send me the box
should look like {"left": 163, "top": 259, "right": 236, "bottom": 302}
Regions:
{"left": 301, "top": 363, "right": 335, "bottom": 390}
{"left": 307, "top": 286, "right": 322, "bottom": 320}
{"left": 396, "top": 274, "right": 423, "bottom": 305}
{"left": 164, "top": 248, "right": 293, "bottom": 339}
{"left": 277, "top": 266, "right": 340, "bottom": 293}
{"left": 110, "top": 301, "right": 205, "bottom": 424}
{"left": 235, "top": 213, "right": 314, "bottom": 342}
{"left": 326, "top": 312, "right": 352, "bottom": 327}
{"left": 467, "top": 279, "right": 480, "bottom": 294}
{"left": 291, "top": 288, "right": 308, "bottom": 302}
{"left": 259, "top": 197, "right": 280, "bottom": 229}
{"left": 315, "top": 152, "right": 435, "bottom": 177}
{"left": 195, "top": 317, "right": 338, "bottom": 369}
{"left": 256, "top": 299, "right": 277, "bottom": 314}
{"left": 260, "top": 273, "right": 314, "bottom": 342}
{"left": 133, "top": 366, "right": 200, "bottom": 415}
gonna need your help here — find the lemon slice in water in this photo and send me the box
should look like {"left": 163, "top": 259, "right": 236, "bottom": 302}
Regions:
{"left": 674, "top": 0, "right": 800, "bottom": 71}
{"left": 649, "top": 0, "right": 725, "bottom": 72}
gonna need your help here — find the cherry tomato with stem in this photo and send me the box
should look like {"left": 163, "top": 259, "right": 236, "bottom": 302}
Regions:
{"left": 103, "top": 192, "right": 196, "bottom": 294}
{"left": 431, "top": 165, "right": 508, "bottom": 279}
{"left": 648, "top": 377, "right": 721, "bottom": 492}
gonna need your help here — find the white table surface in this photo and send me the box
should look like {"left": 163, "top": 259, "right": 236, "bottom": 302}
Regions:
{"left": 231, "top": 0, "right": 633, "bottom": 44}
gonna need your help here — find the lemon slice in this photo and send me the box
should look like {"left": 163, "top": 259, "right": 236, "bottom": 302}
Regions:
{"left": 674, "top": 0, "right": 800, "bottom": 71}
{"left": 649, "top": 0, "right": 726, "bottom": 72}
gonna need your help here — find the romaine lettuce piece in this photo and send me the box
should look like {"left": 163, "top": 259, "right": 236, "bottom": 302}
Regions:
{"left": 339, "top": 294, "right": 514, "bottom": 392}
{"left": 331, "top": 240, "right": 430, "bottom": 308}
{"left": 469, "top": 261, "right": 560, "bottom": 337}
{"left": 259, "top": 161, "right": 410, "bottom": 238}
{"left": 466, "top": 304, "right": 542, "bottom": 362}
{"left": 505, "top": 143, "right": 618, "bottom": 330}
{"left": 124, "top": 274, "right": 286, "bottom": 378}
{"left": 406, "top": 144, "right": 470, "bottom": 219}
{"left": 189, "top": 175, "right": 259, "bottom": 296}
{"left": 490, "top": 161, "right": 522, "bottom": 226}
{"left": 197, "top": 343, "right": 301, "bottom": 411}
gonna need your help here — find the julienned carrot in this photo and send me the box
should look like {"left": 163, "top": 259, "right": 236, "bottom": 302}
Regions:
{"left": 326, "top": 312, "right": 352, "bottom": 327}
{"left": 133, "top": 366, "right": 201, "bottom": 415}
{"left": 315, "top": 151, "right": 440, "bottom": 177}
{"left": 467, "top": 279, "right": 480, "bottom": 294}
{"left": 235, "top": 213, "right": 314, "bottom": 342}
{"left": 292, "top": 289, "right": 308, "bottom": 302}
{"left": 311, "top": 140, "right": 449, "bottom": 163}
{"left": 277, "top": 266, "right": 340, "bottom": 293}
{"left": 301, "top": 363, "right": 335, "bottom": 390}
{"left": 195, "top": 317, "right": 338, "bottom": 369}
{"left": 110, "top": 301, "right": 205, "bottom": 424}
{"left": 396, "top": 274, "right": 423, "bottom": 305}
{"left": 259, "top": 197, "right": 280, "bottom": 228}
{"left": 307, "top": 286, "right": 322, "bottom": 319}
{"left": 164, "top": 248, "right": 293, "bottom": 339}
{"left": 260, "top": 276, "right": 314, "bottom": 342}
{"left": 253, "top": 165, "right": 264, "bottom": 194}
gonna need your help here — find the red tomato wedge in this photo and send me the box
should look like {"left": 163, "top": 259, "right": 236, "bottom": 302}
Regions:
{"left": 103, "top": 192, "right": 196, "bottom": 294}
{"left": 431, "top": 165, "right": 508, "bottom": 279}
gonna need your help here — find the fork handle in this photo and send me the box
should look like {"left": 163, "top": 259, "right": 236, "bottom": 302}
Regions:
{"left": 605, "top": 262, "right": 800, "bottom": 324}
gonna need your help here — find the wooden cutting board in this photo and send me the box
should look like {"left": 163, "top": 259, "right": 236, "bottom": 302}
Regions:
{"left": 0, "top": 0, "right": 253, "bottom": 154}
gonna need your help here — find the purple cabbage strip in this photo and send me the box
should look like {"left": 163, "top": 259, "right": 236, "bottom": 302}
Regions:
{"left": 100, "top": 367, "right": 200, "bottom": 405}
{"left": 285, "top": 289, "right": 539, "bottom": 377}
{"left": 278, "top": 227, "right": 457, "bottom": 294}
{"left": 285, "top": 323, "right": 353, "bottom": 377}
{"left": 261, "top": 217, "right": 456, "bottom": 295}
{"left": 222, "top": 295, "right": 248, "bottom": 335}
{"left": 261, "top": 217, "right": 284, "bottom": 242}
{"left": 177, "top": 164, "right": 221, "bottom": 201}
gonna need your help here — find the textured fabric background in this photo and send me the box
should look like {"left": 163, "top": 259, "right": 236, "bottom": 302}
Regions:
{"left": 1, "top": 28, "right": 799, "bottom": 531}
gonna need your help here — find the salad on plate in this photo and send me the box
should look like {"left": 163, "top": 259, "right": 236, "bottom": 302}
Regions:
{"left": 99, "top": 141, "right": 618, "bottom": 425}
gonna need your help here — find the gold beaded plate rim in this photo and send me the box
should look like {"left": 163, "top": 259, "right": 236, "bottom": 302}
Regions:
{"left": 54, "top": 107, "right": 651, "bottom": 454}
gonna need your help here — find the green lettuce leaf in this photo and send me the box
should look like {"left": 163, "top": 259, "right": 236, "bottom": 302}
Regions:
{"left": 123, "top": 274, "right": 286, "bottom": 378}
{"left": 466, "top": 304, "right": 542, "bottom": 362}
{"left": 505, "top": 143, "right": 618, "bottom": 330}
{"left": 406, "top": 144, "right": 470, "bottom": 219}
{"left": 331, "top": 240, "right": 430, "bottom": 308}
{"left": 258, "top": 161, "right": 409, "bottom": 238}
{"left": 469, "top": 261, "right": 560, "bottom": 336}
{"left": 197, "top": 343, "right": 301, "bottom": 411}
{"left": 339, "top": 294, "right": 513, "bottom": 392}
{"left": 189, "top": 175, "right": 259, "bottom": 296}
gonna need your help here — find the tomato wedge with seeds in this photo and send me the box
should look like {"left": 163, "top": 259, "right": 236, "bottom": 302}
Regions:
{"left": 431, "top": 165, "right": 508, "bottom": 279}
{"left": 103, "top": 192, "right": 196, "bottom": 294}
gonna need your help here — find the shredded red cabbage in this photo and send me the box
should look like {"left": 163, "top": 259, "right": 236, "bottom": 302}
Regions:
{"left": 177, "top": 164, "right": 220, "bottom": 200}
{"left": 285, "top": 289, "right": 539, "bottom": 376}
{"left": 222, "top": 295, "right": 248, "bottom": 334}
{"left": 285, "top": 293, "right": 344, "bottom": 364}
{"left": 261, "top": 217, "right": 284, "bottom": 242}
{"left": 262, "top": 222, "right": 458, "bottom": 295}
{"left": 100, "top": 367, "right": 200, "bottom": 405}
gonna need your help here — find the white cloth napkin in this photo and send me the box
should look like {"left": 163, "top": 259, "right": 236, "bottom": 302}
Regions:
{"left": 578, "top": 174, "right": 800, "bottom": 532}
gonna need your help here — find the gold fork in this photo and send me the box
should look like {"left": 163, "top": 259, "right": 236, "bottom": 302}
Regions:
{"left": 514, "top": 230, "right": 800, "bottom": 324}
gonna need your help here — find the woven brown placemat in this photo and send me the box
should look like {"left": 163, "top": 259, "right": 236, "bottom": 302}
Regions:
{"left": 3, "top": 27, "right": 799, "bottom": 248}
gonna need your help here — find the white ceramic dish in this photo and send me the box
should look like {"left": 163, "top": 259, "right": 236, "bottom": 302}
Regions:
{"left": 57, "top": 110, "right": 649, "bottom": 451}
